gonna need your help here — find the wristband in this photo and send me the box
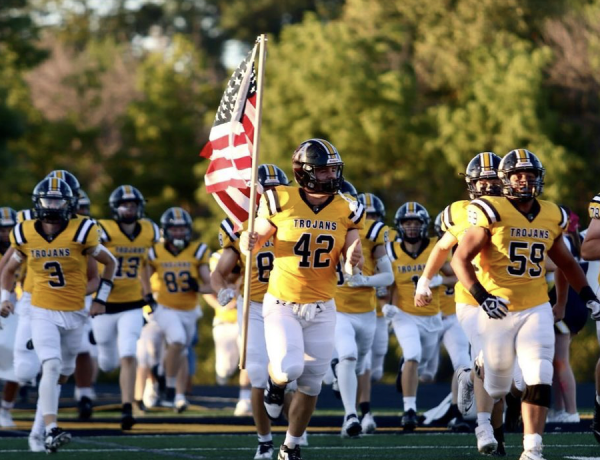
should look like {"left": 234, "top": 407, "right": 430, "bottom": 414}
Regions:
{"left": 0, "top": 289, "right": 10, "bottom": 303}
{"left": 579, "top": 285, "right": 596, "bottom": 304}
{"left": 469, "top": 281, "right": 490, "bottom": 305}
{"left": 94, "top": 279, "right": 113, "bottom": 305}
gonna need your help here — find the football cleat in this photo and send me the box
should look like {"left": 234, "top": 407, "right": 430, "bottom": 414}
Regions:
{"left": 341, "top": 414, "right": 362, "bottom": 438}
{"left": 264, "top": 378, "right": 285, "bottom": 421}
{"left": 552, "top": 411, "right": 580, "bottom": 423}
{"left": 361, "top": 412, "right": 377, "bottom": 434}
{"left": 77, "top": 396, "right": 93, "bottom": 421}
{"left": 234, "top": 398, "right": 252, "bottom": 416}
{"left": 175, "top": 395, "right": 189, "bottom": 414}
{"left": 475, "top": 424, "right": 498, "bottom": 455}
{"left": 121, "top": 404, "right": 136, "bottom": 430}
{"left": 504, "top": 392, "right": 522, "bottom": 432}
{"left": 28, "top": 434, "right": 45, "bottom": 453}
{"left": 44, "top": 427, "right": 71, "bottom": 453}
{"left": 0, "top": 408, "right": 16, "bottom": 428}
{"left": 277, "top": 444, "right": 302, "bottom": 460}
{"left": 401, "top": 409, "right": 418, "bottom": 432}
{"left": 592, "top": 398, "right": 600, "bottom": 443}
{"left": 457, "top": 368, "right": 474, "bottom": 416}
{"left": 254, "top": 441, "right": 274, "bottom": 460}
{"left": 447, "top": 417, "right": 471, "bottom": 433}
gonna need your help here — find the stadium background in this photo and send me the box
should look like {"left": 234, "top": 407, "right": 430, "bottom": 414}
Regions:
{"left": 1, "top": 0, "right": 599, "bottom": 385}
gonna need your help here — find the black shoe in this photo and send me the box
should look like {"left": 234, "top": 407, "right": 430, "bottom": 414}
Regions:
{"left": 330, "top": 358, "right": 341, "bottom": 399}
{"left": 492, "top": 442, "right": 506, "bottom": 456}
{"left": 77, "top": 396, "right": 93, "bottom": 421}
{"left": 395, "top": 358, "right": 404, "bottom": 393}
{"left": 504, "top": 392, "right": 522, "bottom": 433}
{"left": 255, "top": 440, "right": 274, "bottom": 459}
{"left": 278, "top": 444, "right": 302, "bottom": 460}
{"left": 121, "top": 403, "right": 136, "bottom": 430}
{"left": 448, "top": 417, "right": 471, "bottom": 433}
{"left": 592, "top": 398, "right": 600, "bottom": 443}
{"left": 263, "top": 378, "right": 285, "bottom": 421}
{"left": 133, "top": 400, "right": 146, "bottom": 413}
{"left": 401, "top": 408, "right": 417, "bottom": 431}
{"left": 44, "top": 427, "right": 71, "bottom": 453}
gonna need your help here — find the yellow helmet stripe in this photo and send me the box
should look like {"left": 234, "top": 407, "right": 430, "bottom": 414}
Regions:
{"left": 365, "top": 194, "right": 372, "bottom": 209}
{"left": 124, "top": 185, "right": 132, "bottom": 195}
{"left": 2, "top": 208, "right": 7, "bottom": 220}
{"left": 481, "top": 152, "right": 491, "bottom": 169}
{"left": 517, "top": 149, "right": 529, "bottom": 162}
{"left": 267, "top": 164, "right": 276, "bottom": 178}
{"left": 316, "top": 139, "right": 338, "bottom": 158}
{"left": 55, "top": 171, "right": 64, "bottom": 180}
{"left": 174, "top": 208, "right": 182, "bottom": 219}
{"left": 408, "top": 202, "right": 415, "bottom": 213}
{"left": 51, "top": 177, "right": 59, "bottom": 190}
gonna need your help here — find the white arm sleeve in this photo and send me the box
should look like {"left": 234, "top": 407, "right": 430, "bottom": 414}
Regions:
{"left": 361, "top": 256, "right": 394, "bottom": 288}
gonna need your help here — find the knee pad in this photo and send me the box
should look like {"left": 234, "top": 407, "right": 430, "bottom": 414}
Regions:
{"left": 521, "top": 359, "right": 553, "bottom": 386}
{"left": 271, "top": 363, "right": 304, "bottom": 384}
{"left": 297, "top": 372, "right": 324, "bottom": 397}
{"left": 522, "top": 384, "right": 551, "bottom": 408}
{"left": 15, "top": 359, "right": 40, "bottom": 384}
{"left": 98, "top": 353, "right": 120, "bottom": 372}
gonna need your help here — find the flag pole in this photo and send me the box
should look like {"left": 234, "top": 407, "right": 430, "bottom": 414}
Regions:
{"left": 240, "top": 34, "right": 267, "bottom": 370}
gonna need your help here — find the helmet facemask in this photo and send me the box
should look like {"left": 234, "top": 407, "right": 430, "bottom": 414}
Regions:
{"left": 502, "top": 169, "right": 544, "bottom": 202}
{"left": 116, "top": 200, "right": 142, "bottom": 224}
{"left": 36, "top": 197, "right": 72, "bottom": 223}
{"left": 295, "top": 162, "right": 344, "bottom": 195}
{"left": 399, "top": 218, "right": 427, "bottom": 244}
{"left": 165, "top": 225, "right": 191, "bottom": 249}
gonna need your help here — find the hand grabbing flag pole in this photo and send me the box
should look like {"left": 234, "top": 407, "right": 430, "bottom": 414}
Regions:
{"left": 239, "top": 35, "right": 267, "bottom": 369}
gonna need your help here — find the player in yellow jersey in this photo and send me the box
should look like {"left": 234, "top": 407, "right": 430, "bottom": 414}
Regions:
{"left": 147, "top": 207, "right": 211, "bottom": 411}
{"left": 331, "top": 183, "right": 393, "bottom": 438}
{"left": 414, "top": 152, "right": 505, "bottom": 452}
{"left": 354, "top": 192, "right": 392, "bottom": 435}
{"left": 242, "top": 139, "right": 364, "bottom": 460}
{"left": 0, "top": 207, "right": 20, "bottom": 429}
{"left": 47, "top": 171, "right": 98, "bottom": 421}
{"left": 211, "top": 164, "right": 290, "bottom": 459}
{"left": 93, "top": 185, "right": 159, "bottom": 430}
{"left": 580, "top": 192, "right": 600, "bottom": 442}
{"left": 0, "top": 177, "right": 117, "bottom": 453}
{"left": 452, "top": 149, "right": 600, "bottom": 460}
{"left": 383, "top": 201, "right": 442, "bottom": 431}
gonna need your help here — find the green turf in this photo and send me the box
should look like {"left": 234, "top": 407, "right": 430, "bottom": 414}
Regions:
{"left": 0, "top": 432, "right": 598, "bottom": 459}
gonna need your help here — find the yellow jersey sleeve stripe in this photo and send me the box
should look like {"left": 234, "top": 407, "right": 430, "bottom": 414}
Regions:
{"left": 385, "top": 241, "right": 397, "bottom": 261}
{"left": 98, "top": 223, "right": 110, "bottom": 243}
{"left": 151, "top": 221, "right": 160, "bottom": 242}
{"left": 73, "top": 218, "right": 93, "bottom": 244}
{"left": 13, "top": 223, "right": 26, "bottom": 246}
{"left": 194, "top": 242, "right": 209, "bottom": 260}
{"left": 471, "top": 198, "right": 501, "bottom": 225}
{"left": 265, "top": 189, "right": 281, "bottom": 216}
{"left": 592, "top": 194, "right": 600, "bottom": 205}
{"left": 366, "top": 221, "right": 384, "bottom": 242}
{"left": 148, "top": 246, "right": 157, "bottom": 261}
{"left": 442, "top": 205, "right": 453, "bottom": 230}
{"left": 220, "top": 218, "right": 239, "bottom": 242}
{"left": 349, "top": 202, "right": 365, "bottom": 224}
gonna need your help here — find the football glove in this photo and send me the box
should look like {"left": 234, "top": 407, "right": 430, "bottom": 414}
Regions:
{"left": 217, "top": 288, "right": 236, "bottom": 307}
{"left": 480, "top": 296, "right": 509, "bottom": 319}
{"left": 587, "top": 299, "right": 600, "bottom": 321}
{"left": 382, "top": 304, "right": 400, "bottom": 319}
{"left": 415, "top": 276, "right": 432, "bottom": 298}
{"left": 292, "top": 302, "right": 323, "bottom": 322}
{"left": 376, "top": 286, "right": 388, "bottom": 299}
{"left": 346, "top": 273, "right": 368, "bottom": 287}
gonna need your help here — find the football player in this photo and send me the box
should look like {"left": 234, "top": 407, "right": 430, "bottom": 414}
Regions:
{"left": 93, "top": 185, "right": 159, "bottom": 430}
{"left": 0, "top": 177, "right": 116, "bottom": 453}
{"left": 332, "top": 186, "right": 393, "bottom": 438}
{"left": 241, "top": 139, "right": 364, "bottom": 460}
{"left": 47, "top": 171, "right": 99, "bottom": 421}
{"left": 211, "top": 164, "right": 289, "bottom": 459}
{"left": 0, "top": 207, "right": 20, "bottom": 428}
{"left": 147, "top": 207, "right": 211, "bottom": 411}
{"left": 383, "top": 202, "right": 443, "bottom": 431}
{"left": 580, "top": 192, "right": 600, "bottom": 442}
{"left": 452, "top": 149, "right": 600, "bottom": 460}
{"left": 355, "top": 193, "right": 391, "bottom": 434}
{"left": 414, "top": 152, "right": 505, "bottom": 451}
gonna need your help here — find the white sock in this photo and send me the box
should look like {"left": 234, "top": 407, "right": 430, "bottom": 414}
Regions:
{"left": 32, "top": 398, "right": 45, "bottom": 437}
{"left": 477, "top": 412, "right": 491, "bottom": 427}
{"left": 403, "top": 396, "right": 417, "bottom": 412}
{"left": 523, "top": 433, "right": 543, "bottom": 451}
{"left": 336, "top": 359, "right": 358, "bottom": 417}
{"left": 239, "top": 388, "right": 251, "bottom": 400}
{"left": 257, "top": 433, "right": 272, "bottom": 443}
{"left": 166, "top": 377, "right": 177, "bottom": 388}
{"left": 77, "top": 387, "right": 94, "bottom": 400}
{"left": 284, "top": 432, "right": 303, "bottom": 449}
{"left": 1, "top": 400, "right": 14, "bottom": 410}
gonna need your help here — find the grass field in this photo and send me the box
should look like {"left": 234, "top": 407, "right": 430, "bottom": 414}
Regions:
{"left": 0, "top": 432, "right": 599, "bottom": 459}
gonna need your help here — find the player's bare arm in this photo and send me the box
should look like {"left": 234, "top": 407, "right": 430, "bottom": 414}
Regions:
{"left": 197, "top": 264, "right": 213, "bottom": 294}
{"left": 85, "top": 244, "right": 118, "bottom": 317}
{"left": 343, "top": 228, "right": 363, "bottom": 271}
{"left": 415, "top": 232, "right": 457, "bottom": 307}
{"left": 85, "top": 256, "right": 100, "bottom": 295}
{"left": 0, "top": 250, "right": 24, "bottom": 317}
{"left": 552, "top": 268, "right": 568, "bottom": 322}
{"left": 450, "top": 226, "right": 489, "bottom": 291}
{"left": 582, "top": 218, "right": 600, "bottom": 261}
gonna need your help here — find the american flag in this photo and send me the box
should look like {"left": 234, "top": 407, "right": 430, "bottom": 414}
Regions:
{"left": 200, "top": 47, "right": 259, "bottom": 230}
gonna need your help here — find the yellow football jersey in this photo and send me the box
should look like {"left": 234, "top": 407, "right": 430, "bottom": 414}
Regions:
{"left": 388, "top": 228, "right": 401, "bottom": 242}
{"left": 98, "top": 218, "right": 159, "bottom": 303}
{"left": 10, "top": 217, "right": 99, "bottom": 311}
{"left": 387, "top": 238, "right": 440, "bottom": 316}
{"left": 437, "top": 238, "right": 456, "bottom": 316}
{"left": 219, "top": 218, "right": 274, "bottom": 303}
{"left": 335, "top": 220, "right": 389, "bottom": 314}
{"left": 208, "top": 250, "right": 238, "bottom": 324}
{"left": 148, "top": 240, "right": 210, "bottom": 311}
{"left": 258, "top": 186, "right": 365, "bottom": 303}
{"left": 468, "top": 196, "right": 568, "bottom": 311}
